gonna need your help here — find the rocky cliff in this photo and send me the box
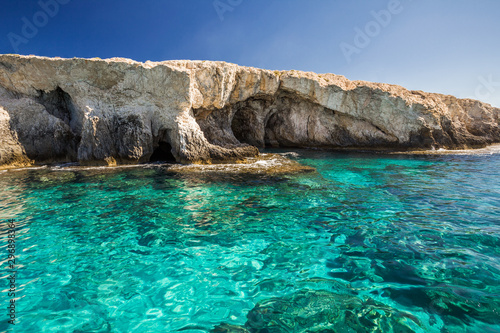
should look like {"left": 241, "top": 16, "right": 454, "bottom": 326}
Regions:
{"left": 0, "top": 55, "right": 499, "bottom": 168}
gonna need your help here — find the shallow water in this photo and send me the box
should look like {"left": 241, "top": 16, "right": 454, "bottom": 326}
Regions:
{"left": 1, "top": 149, "right": 499, "bottom": 332}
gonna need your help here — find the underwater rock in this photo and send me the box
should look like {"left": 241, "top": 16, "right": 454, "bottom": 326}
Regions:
{"left": 384, "top": 286, "right": 500, "bottom": 326}
{"left": 1, "top": 55, "right": 499, "bottom": 168}
{"left": 239, "top": 289, "right": 420, "bottom": 332}
{"left": 210, "top": 323, "right": 251, "bottom": 333}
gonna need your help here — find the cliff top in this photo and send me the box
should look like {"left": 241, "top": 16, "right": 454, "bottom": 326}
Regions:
{"left": 1, "top": 54, "right": 490, "bottom": 110}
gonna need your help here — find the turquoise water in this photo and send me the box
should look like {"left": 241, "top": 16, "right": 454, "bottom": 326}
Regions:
{"left": 1, "top": 149, "right": 500, "bottom": 332}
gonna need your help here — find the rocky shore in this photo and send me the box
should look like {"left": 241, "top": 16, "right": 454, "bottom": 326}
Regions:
{"left": 1, "top": 55, "right": 499, "bottom": 168}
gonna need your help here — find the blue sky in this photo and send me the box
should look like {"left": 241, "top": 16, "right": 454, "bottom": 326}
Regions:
{"left": 1, "top": 0, "right": 499, "bottom": 106}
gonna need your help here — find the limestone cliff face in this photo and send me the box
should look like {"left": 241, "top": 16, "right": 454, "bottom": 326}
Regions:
{"left": 0, "top": 55, "right": 499, "bottom": 168}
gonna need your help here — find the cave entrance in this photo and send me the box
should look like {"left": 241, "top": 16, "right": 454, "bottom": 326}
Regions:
{"left": 149, "top": 141, "right": 176, "bottom": 163}
{"left": 231, "top": 100, "right": 269, "bottom": 148}
{"left": 231, "top": 108, "right": 251, "bottom": 144}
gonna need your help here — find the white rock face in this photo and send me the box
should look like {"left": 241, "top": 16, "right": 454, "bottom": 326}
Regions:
{"left": 0, "top": 55, "right": 498, "bottom": 168}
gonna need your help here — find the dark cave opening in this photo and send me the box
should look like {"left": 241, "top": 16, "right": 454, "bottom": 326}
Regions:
{"left": 149, "top": 141, "right": 176, "bottom": 163}
{"left": 229, "top": 95, "right": 297, "bottom": 149}
{"left": 231, "top": 107, "right": 257, "bottom": 145}
{"left": 230, "top": 98, "right": 274, "bottom": 148}
{"left": 36, "top": 86, "right": 79, "bottom": 130}
{"left": 30, "top": 86, "right": 81, "bottom": 161}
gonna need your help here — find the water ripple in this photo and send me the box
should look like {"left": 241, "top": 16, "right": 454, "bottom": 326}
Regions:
{"left": 0, "top": 149, "right": 499, "bottom": 332}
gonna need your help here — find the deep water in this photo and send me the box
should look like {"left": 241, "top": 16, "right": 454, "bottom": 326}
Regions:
{"left": 1, "top": 149, "right": 499, "bottom": 332}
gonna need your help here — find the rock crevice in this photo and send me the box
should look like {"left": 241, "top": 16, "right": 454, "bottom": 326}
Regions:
{"left": 0, "top": 55, "right": 499, "bottom": 168}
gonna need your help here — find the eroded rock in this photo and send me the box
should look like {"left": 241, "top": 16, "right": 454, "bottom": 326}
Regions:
{"left": 0, "top": 55, "right": 499, "bottom": 168}
{"left": 166, "top": 153, "right": 315, "bottom": 176}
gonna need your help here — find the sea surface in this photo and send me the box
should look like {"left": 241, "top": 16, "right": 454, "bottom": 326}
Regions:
{"left": 1, "top": 149, "right": 499, "bottom": 332}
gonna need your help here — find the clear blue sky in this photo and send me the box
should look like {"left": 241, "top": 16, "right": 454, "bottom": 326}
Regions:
{"left": 1, "top": 0, "right": 499, "bottom": 106}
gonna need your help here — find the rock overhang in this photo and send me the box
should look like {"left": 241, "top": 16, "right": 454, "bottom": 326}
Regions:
{"left": 0, "top": 54, "right": 499, "bottom": 169}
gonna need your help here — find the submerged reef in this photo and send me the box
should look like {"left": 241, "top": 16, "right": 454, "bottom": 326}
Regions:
{"left": 211, "top": 289, "right": 421, "bottom": 332}
{"left": 0, "top": 55, "right": 499, "bottom": 168}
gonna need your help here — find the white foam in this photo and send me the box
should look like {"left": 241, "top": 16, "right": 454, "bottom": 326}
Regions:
{"left": 49, "top": 164, "right": 164, "bottom": 171}
{"left": 279, "top": 151, "right": 300, "bottom": 158}
{"left": 397, "top": 144, "right": 500, "bottom": 156}
{"left": 432, "top": 144, "right": 500, "bottom": 155}
{"left": 8, "top": 166, "right": 47, "bottom": 172}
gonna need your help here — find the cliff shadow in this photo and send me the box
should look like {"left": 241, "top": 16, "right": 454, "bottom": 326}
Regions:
{"left": 150, "top": 129, "right": 176, "bottom": 163}
{"left": 1, "top": 86, "right": 81, "bottom": 165}
{"left": 230, "top": 92, "right": 402, "bottom": 150}
{"left": 150, "top": 141, "right": 176, "bottom": 163}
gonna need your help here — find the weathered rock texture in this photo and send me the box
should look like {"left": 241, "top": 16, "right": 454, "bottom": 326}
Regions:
{"left": 211, "top": 289, "right": 421, "bottom": 332}
{"left": 0, "top": 55, "right": 499, "bottom": 168}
